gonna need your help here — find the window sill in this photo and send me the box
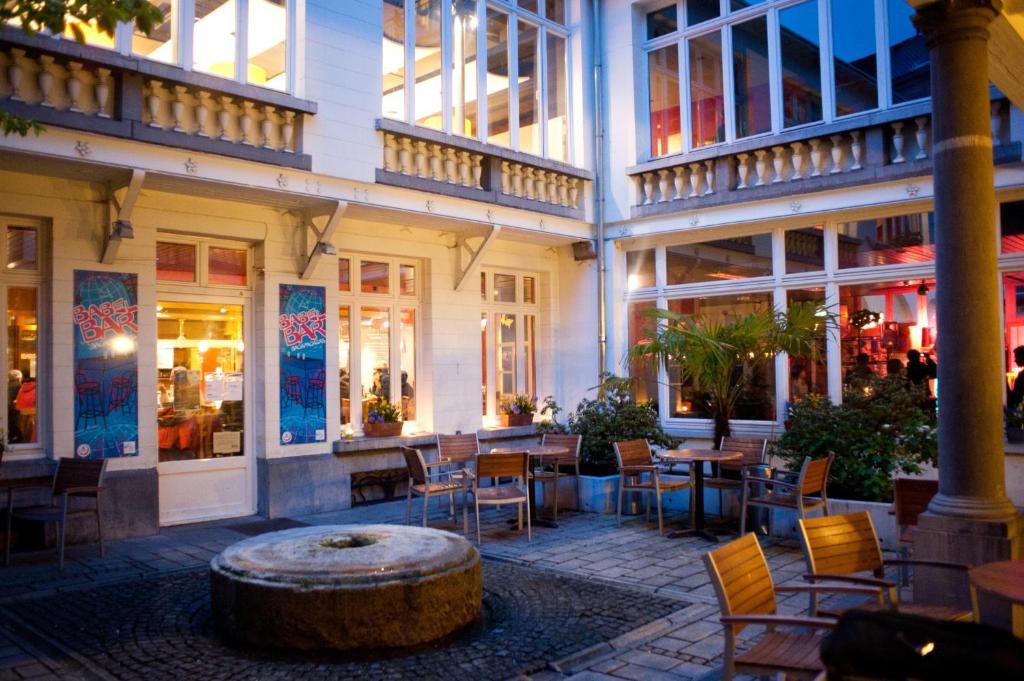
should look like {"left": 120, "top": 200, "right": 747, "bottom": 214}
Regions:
{"left": 332, "top": 424, "right": 539, "bottom": 455}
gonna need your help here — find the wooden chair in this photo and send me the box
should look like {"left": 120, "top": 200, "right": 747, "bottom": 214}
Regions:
{"left": 798, "top": 511, "right": 972, "bottom": 622}
{"left": 705, "top": 533, "right": 844, "bottom": 681}
{"left": 436, "top": 432, "right": 479, "bottom": 483}
{"left": 704, "top": 436, "right": 769, "bottom": 518}
{"left": 5, "top": 458, "right": 106, "bottom": 569}
{"left": 533, "top": 433, "right": 582, "bottom": 519}
{"left": 893, "top": 477, "right": 938, "bottom": 547}
{"left": 613, "top": 439, "right": 690, "bottom": 535}
{"left": 401, "top": 446, "right": 467, "bottom": 532}
{"left": 740, "top": 455, "right": 832, "bottom": 536}
{"left": 470, "top": 451, "right": 530, "bottom": 544}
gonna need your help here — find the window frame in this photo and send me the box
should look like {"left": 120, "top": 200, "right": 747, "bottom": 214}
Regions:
{"left": 156, "top": 236, "right": 253, "bottom": 291}
{"left": 480, "top": 267, "right": 540, "bottom": 421}
{"left": 385, "top": 0, "right": 574, "bottom": 162}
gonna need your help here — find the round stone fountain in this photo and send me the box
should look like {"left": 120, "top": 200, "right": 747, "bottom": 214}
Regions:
{"left": 210, "top": 524, "right": 482, "bottom": 651}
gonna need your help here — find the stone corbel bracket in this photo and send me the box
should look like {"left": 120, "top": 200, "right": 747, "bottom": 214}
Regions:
{"left": 454, "top": 224, "right": 502, "bottom": 292}
{"left": 102, "top": 169, "right": 145, "bottom": 264}
{"left": 300, "top": 199, "right": 347, "bottom": 280}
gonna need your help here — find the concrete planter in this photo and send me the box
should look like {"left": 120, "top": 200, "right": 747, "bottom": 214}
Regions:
{"left": 577, "top": 475, "right": 619, "bottom": 514}
{"left": 765, "top": 498, "right": 898, "bottom": 548}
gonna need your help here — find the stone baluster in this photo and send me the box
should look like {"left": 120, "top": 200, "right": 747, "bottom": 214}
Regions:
{"left": 172, "top": 85, "right": 187, "bottom": 132}
{"left": 430, "top": 144, "right": 444, "bottom": 180}
{"left": 414, "top": 141, "right": 428, "bottom": 178}
{"left": 500, "top": 161, "right": 511, "bottom": 194}
{"left": 671, "top": 166, "right": 685, "bottom": 199}
{"left": 791, "top": 141, "right": 806, "bottom": 180}
{"left": 657, "top": 169, "right": 671, "bottom": 202}
{"left": 736, "top": 153, "right": 750, "bottom": 189}
{"left": 548, "top": 172, "right": 559, "bottom": 204}
{"left": 445, "top": 148, "right": 459, "bottom": 183}
{"left": 891, "top": 122, "right": 906, "bottom": 163}
{"left": 383, "top": 134, "right": 399, "bottom": 171}
{"left": 242, "top": 101, "right": 258, "bottom": 145}
{"left": 218, "top": 95, "right": 233, "bottom": 140}
{"left": 66, "top": 62, "right": 83, "bottom": 112}
{"left": 148, "top": 80, "right": 164, "bottom": 128}
{"left": 458, "top": 151, "right": 472, "bottom": 187}
{"left": 261, "top": 105, "right": 276, "bottom": 148}
{"left": 471, "top": 154, "right": 484, "bottom": 189}
{"left": 688, "top": 162, "right": 702, "bottom": 197}
{"left": 281, "top": 111, "right": 295, "bottom": 152}
{"left": 641, "top": 172, "right": 654, "bottom": 205}
{"left": 536, "top": 170, "right": 548, "bottom": 202}
{"left": 914, "top": 117, "right": 929, "bottom": 159}
{"left": 771, "top": 145, "right": 788, "bottom": 183}
{"left": 95, "top": 68, "right": 111, "bottom": 118}
{"left": 398, "top": 137, "right": 414, "bottom": 175}
{"left": 754, "top": 150, "right": 770, "bottom": 186}
{"left": 829, "top": 134, "right": 845, "bottom": 174}
{"left": 512, "top": 163, "right": 524, "bottom": 197}
{"left": 849, "top": 131, "right": 863, "bottom": 170}
{"left": 8, "top": 49, "right": 25, "bottom": 101}
{"left": 809, "top": 138, "right": 826, "bottom": 177}
{"left": 37, "top": 55, "right": 55, "bottom": 107}
{"left": 568, "top": 178, "right": 579, "bottom": 208}
{"left": 558, "top": 176, "right": 569, "bottom": 207}
{"left": 524, "top": 167, "right": 536, "bottom": 200}
{"left": 704, "top": 159, "right": 715, "bottom": 195}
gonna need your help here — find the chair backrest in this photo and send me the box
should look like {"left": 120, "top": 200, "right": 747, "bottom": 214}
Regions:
{"left": 704, "top": 533, "right": 777, "bottom": 632}
{"left": 613, "top": 439, "right": 652, "bottom": 469}
{"left": 53, "top": 458, "right": 106, "bottom": 496}
{"left": 893, "top": 478, "right": 938, "bottom": 529}
{"left": 401, "top": 446, "right": 427, "bottom": 486}
{"left": 475, "top": 451, "right": 528, "bottom": 485}
{"left": 541, "top": 433, "right": 581, "bottom": 464}
{"left": 799, "top": 511, "right": 884, "bottom": 577}
{"left": 437, "top": 433, "right": 479, "bottom": 464}
{"left": 719, "top": 436, "right": 767, "bottom": 471}
{"left": 799, "top": 454, "right": 833, "bottom": 496}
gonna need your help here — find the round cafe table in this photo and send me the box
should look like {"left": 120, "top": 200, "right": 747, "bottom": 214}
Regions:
{"left": 969, "top": 560, "right": 1024, "bottom": 637}
{"left": 489, "top": 445, "right": 568, "bottom": 529}
{"left": 656, "top": 449, "right": 742, "bottom": 541}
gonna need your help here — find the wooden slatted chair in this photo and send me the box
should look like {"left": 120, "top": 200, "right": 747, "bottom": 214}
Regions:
{"left": 470, "top": 451, "right": 530, "bottom": 544}
{"left": 401, "top": 446, "right": 467, "bottom": 532}
{"left": 797, "top": 511, "right": 972, "bottom": 622}
{"left": 705, "top": 533, "right": 850, "bottom": 681}
{"left": 436, "top": 432, "right": 480, "bottom": 483}
{"left": 704, "top": 436, "right": 769, "bottom": 518}
{"left": 740, "top": 455, "right": 832, "bottom": 536}
{"left": 533, "top": 433, "right": 582, "bottom": 519}
{"left": 614, "top": 439, "right": 690, "bottom": 535}
{"left": 5, "top": 458, "right": 106, "bottom": 569}
{"left": 893, "top": 478, "right": 938, "bottom": 547}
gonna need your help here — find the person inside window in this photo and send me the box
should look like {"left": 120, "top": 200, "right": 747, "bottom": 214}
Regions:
{"left": 845, "top": 353, "right": 875, "bottom": 385}
{"left": 790, "top": 367, "right": 809, "bottom": 400}
{"left": 7, "top": 369, "right": 22, "bottom": 443}
{"left": 906, "top": 349, "right": 937, "bottom": 395}
{"left": 1008, "top": 346, "right": 1024, "bottom": 411}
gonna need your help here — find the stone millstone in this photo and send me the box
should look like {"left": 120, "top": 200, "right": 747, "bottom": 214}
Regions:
{"left": 209, "top": 524, "right": 482, "bottom": 651}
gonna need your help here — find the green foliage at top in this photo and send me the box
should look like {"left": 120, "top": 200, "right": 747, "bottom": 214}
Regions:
{"left": 627, "top": 301, "right": 834, "bottom": 442}
{"left": 537, "top": 375, "right": 676, "bottom": 475}
{"left": 771, "top": 375, "right": 937, "bottom": 502}
{"left": 499, "top": 393, "right": 537, "bottom": 416}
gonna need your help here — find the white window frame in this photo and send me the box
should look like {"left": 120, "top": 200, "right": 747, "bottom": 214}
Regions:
{"left": 338, "top": 255, "right": 421, "bottom": 435}
{"left": 155, "top": 236, "right": 253, "bottom": 292}
{"left": 640, "top": 0, "right": 928, "bottom": 161}
{"left": 386, "top": 0, "right": 573, "bottom": 162}
{"left": 481, "top": 268, "right": 540, "bottom": 421}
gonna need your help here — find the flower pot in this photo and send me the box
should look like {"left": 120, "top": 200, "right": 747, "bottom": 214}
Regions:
{"left": 363, "top": 421, "right": 403, "bottom": 437}
{"left": 499, "top": 414, "right": 534, "bottom": 427}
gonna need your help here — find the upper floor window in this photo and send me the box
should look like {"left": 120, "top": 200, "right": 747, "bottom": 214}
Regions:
{"left": 383, "top": 0, "right": 572, "bottom": 162}
{"left": 642, "top": 0, "right": 930, "bottom": 159}
{"left": 157, "top": 239, "right": 251, "bottom": 288}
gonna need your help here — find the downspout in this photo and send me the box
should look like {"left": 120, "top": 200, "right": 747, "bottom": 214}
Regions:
{"left": 592, "top": 0, "right": 607, "bottom": 379}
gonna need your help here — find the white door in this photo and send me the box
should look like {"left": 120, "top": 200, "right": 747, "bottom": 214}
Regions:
{"left": 156, "top": 299, "right": 253, "bottom": 525}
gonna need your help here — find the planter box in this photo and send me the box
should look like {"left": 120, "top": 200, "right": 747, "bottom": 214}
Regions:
{"left": 363, "top": 422, "right": 403, "bottom": 438}
{"left": 763, "top": 498, "right": 897, "bottom": 547}
{"left": 499, "top": 414, "right": 534, "bottom": 427}
{"left": 578, "top": 475, "right": 619, "bottom": 514}
{"left": 1008, "top": 428, "right": 1024, "bottom": 444}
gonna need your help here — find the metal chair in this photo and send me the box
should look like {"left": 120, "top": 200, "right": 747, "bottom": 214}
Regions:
{"left": 613, "top": 439, "right": 690, "bottom": 535}
{"left": 740, "top": 454, "right": 832, "bottom": 536}
{"left": 401, "top": 446, "right": 467, "bottom": 532}
{"left": 470, "top": 451, "right": 530, "bottom": 544}
{"left": 5, "top": 458, "right": 107, "bottom": 569}
{"left": 533, "top": 433, "right": 582, "bottom": 519}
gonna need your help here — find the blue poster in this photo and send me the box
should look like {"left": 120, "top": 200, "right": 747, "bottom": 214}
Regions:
{"left": 73, "top": 270, "right": 139, "bottom": 459}
{"left": 278, "top": 284, "right": 327, "bottom": 445}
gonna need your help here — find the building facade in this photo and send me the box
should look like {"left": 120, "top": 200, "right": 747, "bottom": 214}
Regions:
{"left": 0, "top": 0, "right": 1022, "bottom": 539}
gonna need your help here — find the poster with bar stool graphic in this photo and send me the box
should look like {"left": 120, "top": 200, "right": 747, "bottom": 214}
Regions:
{"left": 72, "top": 270, "right": 139, "bottom": 458}
{"left": 278, "top": 283, "right": 327, "bottom": 445}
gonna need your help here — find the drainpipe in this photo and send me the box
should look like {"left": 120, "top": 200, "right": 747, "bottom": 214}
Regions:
{"left": 592, "top": 0, "right": 607, "bottom": 379}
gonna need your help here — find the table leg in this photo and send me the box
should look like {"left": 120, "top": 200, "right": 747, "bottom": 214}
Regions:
{"left": 667, "top": 461, "right": 724, "bottom": 541}
{"left": 508, "top": 457, "right": 558, "bottom": 529}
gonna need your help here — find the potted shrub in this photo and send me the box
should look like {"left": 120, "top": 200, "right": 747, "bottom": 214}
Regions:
{"left": 364, "top": 399, "right": 403, "bottom": 437}
{"left": 1007, "top": 403, "right": 1024, "bottom": 443}
{"left": 499, "top": 394, "right": 536, "bottom": 427}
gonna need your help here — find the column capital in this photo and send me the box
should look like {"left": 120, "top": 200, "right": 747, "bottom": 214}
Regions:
{"left": 912, "top": 0, "right": 1002, "bottom": 46}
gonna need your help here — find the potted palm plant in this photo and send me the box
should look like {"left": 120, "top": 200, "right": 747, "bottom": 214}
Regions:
{"left": 627, "top": 301, "right": 834, "bottom": 443}
{"left": 499, "top": 394, "right": 536, "bottom": 427}
{"left": 364, "top": 399, "right": 403, "bottom": 437}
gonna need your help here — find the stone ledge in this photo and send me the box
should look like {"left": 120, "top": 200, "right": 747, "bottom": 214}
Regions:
{"left": 332, "top": 424, "right": 539, "bottom": 455}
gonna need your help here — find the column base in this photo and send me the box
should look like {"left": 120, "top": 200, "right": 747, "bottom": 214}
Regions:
{"left": 912, "top": 511, "right": 1022, "bottom": 630}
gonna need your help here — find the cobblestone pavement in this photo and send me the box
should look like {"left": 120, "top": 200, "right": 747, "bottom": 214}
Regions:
{"left": 0, "top": 498, "right": 844, "bottom": 681}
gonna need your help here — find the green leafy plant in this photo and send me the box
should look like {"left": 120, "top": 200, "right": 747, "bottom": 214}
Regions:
{"left": 537, "top": 375, "right": 676, "bottom": 475}
{"left": 366, "top": 399, "right": 402, "bottom": 424}
{"left": 1007, "top": 402, "right": 1024, "bottom": 430}
{"left": 499, "top": 393, "right": 537, "bottom": 416}
{"left": 771, "top": 375, "right": 937, "bottom": 502}
{"left": 628, "top": 301, "right": 834, "bottom": 443}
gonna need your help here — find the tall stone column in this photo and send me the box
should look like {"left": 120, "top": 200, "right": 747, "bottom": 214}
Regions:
{"left": 911, "top": 0, "right": 1021, "bottom": 617}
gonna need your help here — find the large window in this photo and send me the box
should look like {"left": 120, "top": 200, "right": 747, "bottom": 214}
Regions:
{"left": 384, "top": 0, "right": 572, "bottom": 161}
{"left": 2, "top": 219, "right": 42, "bottom": 448}
{"left": 481, "top": 270, "right": 540, "bottom": 418}
{"left": 837, "top": 211, "right": 936, "bottom": 269}
{"left": 643, "top": 0, "right": 929, "bottom": 158}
